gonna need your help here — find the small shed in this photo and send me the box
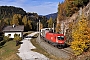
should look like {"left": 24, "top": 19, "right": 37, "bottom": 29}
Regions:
{"left": 3, "top": 25, "right": 24, "bottom": 38}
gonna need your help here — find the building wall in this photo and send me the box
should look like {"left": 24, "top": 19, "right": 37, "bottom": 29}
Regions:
{"left": 4, "top": 32, "right": 22, "bottom": 38}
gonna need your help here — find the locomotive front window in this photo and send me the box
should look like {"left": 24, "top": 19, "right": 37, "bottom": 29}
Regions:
{"left": 57, "top": 36, "right": 64, "bottom": 40}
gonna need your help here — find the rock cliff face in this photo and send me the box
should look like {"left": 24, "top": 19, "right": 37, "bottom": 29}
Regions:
{"left": 60, "top": 2, "right": 90, "bottom": 35}
{"left": 83, "top": 2, "right": 90, "bottom": 20}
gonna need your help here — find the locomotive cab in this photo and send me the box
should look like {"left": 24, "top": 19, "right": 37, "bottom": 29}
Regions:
{"left": 55, "top": 34, "right": 66, "bottom": 48}
{"left": 57, "top": 36, "right": 65, "bottom": 43}
{"left": 55, "top": 34, "right": 65, "bottom": 42}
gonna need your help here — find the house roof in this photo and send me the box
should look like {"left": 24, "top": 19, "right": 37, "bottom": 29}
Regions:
{"left": 3, "top": 25, "right": 24, "bottom": 32}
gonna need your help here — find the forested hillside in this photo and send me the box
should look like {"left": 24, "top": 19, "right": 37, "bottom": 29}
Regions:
{"left": 0, "top": 6, "right": 26, "bottom": 18}
{"left": 0, "top": 6, "right": 48, "bottom": 31}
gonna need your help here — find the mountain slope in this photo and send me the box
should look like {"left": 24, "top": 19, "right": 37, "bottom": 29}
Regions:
{"left": 0, "top": 6, "right": 26, "bottom": 18}
{"left": 45, "top": 13, "right": 57, "bottom": 19}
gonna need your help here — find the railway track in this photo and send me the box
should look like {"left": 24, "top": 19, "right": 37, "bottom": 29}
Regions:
{"left": 37, "top": 36, "right": 76, "bottom": 60}
{"left": 41, "top": 36, "right": 74, "bottom": 55}
{"left": 61, "top": 48, "right": 75, "bottom": 57}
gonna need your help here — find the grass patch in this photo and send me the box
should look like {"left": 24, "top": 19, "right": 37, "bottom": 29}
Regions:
{"left": 0, "top": 40, "right": 21, "bottom": 60}
{"left": 30, "top": 34, "right": 62, "bottom": 60}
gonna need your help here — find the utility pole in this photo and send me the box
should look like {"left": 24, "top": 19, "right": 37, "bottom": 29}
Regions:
{"left": 53, "top": 23, "right": 54, "bottom": 33}
{"left": 63, "top": 22, "right": 64, "bottom": 34}
{"left": 39, "top": 20, "right": 40, "bottom": 41}
{"left": 37, "top": 22, "right": 38, "bottom": 31}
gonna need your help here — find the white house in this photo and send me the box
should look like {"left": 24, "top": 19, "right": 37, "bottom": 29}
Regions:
{"left": 3, "top": 25, "right": 24, "bottom": 38}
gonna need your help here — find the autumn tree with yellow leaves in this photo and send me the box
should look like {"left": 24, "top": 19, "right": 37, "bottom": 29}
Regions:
{"left": 47, "top": 17, "right": 53, "bottom": 28}
{"left": 27, "top": 20, "right": 32, "bottom": 29}
{"left": 13, "top": 34, "right": 21, "bottom": 46}
{"left": 71, "top": 15, "right": 90, "bottom": 55}
{"left": 22, "top": 15, "right": 27, "bottom": 26}
{"left": 40, "top": 23, "right": 43, "bottom": 30}
{"left": 11, "top": 14, "right": 21, "bottom": 25}
{"left": 56, "top": 2, "right": 64, "bottom": 33}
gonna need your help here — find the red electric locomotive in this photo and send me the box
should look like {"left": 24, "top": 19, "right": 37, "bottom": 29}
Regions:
{"left": 41, "top": 28, "right": 66, "bottom": 48}
{"left": 45, "top": 32, "right": 66, "bottom": 48}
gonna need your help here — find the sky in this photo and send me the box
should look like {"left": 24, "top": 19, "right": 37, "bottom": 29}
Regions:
{"left": 0, "top": 0, "right": 64, "bottom": 15}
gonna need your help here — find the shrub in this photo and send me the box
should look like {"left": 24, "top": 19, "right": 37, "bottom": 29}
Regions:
{"left": 3, "top": 36, "right": 10, "bottom": 42}
{"left": 13, "top": 34, "right": 21, "bottom": 46}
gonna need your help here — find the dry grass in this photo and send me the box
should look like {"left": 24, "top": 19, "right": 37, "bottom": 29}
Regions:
{"left": 0, "top": 40, "right": 21, "bottom": 60}
{"left": 5, "top": 54, "right": 21, "bottom": 60}
{"left": 30, "top": 34, "right": 62, "bottom": 60}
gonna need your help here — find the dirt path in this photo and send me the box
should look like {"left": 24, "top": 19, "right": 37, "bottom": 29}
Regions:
{"left": 17, "top": 32, "right": 49, "bottom": 60}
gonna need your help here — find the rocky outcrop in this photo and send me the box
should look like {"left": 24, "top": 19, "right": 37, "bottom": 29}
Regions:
{"left": 60, "top": 2, "right": 90, "bottom": 35}
{"left": 83, "top": 2, "right": 90, "bottom": 20}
